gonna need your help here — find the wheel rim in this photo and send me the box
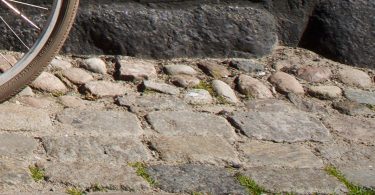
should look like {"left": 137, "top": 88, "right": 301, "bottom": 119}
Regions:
{"left": 0, "top": 0, "right": 62, "bottom": 85}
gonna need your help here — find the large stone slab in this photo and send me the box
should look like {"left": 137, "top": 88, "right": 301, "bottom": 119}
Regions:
{"left": 0, "top": 134, "right": 37, "bottom": 158}
{"left": 146, "top": 111, "right": 236, "bottom": 140}
{"left": 56, "top": 109, "right": 142, "bottom": 137}
{"left": 0, "top": 160, "right": 32, "bottom": 191}
{"left": 239, "top": 141, "right": 323, "bottom": 168}
{"left": 150, "top": 136, "right": 239, "bottom": 166}
{"left": 324, "top": 115, "right": 375, "bottom": 145}
{"left": 45, "top": 162, "right": 149, "bottom": 191}
{"left": 344, "top": 88, "right": 375, "bottom": 105}
{"left": 147, "top": 165, "right": 247, "bottom": 194}
{"left": 244, "top": 168, "right": 347, "bottom": 194}
{"left": 0, "top": 104, "right": 52, "bottom": 131}
{"left": 42, "top": 136, "right": 151, "bottom": 163}
{"left": 229, "top": 103, "right": 331, "bottom": 142}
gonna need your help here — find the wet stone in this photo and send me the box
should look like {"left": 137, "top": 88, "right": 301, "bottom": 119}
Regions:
{"left": 296, "top": 66, "right": 332, "bottom": 83}
{"left": 0, "top": 104, "right": 52, "bottom": 131}
{"left": 184, "top": 89, "right": 213, "bottom": 105}
{"left": 229, "top": 59, "right": 265, "bottom": 73}
{"left": 42, "top": 136, "right": 150, "bottom": 163}
{"left": 229, "top": 103, "right": 331, "bottom": 142}
{"left": 147, "top": 165, "right": 247, "bottom": 194}
{"left": 62, "top": 68, "right": 93, "bottom": 85}
{"left": 116, "top": 94, "right": 190, "bottom": 114}
{"left": 84, "top": 81, "right": 128, "bottom": 97}
{"left": 147, "top": 111, "right": 236, "bottom": 140}
{"left": 243, "top": 168, "right": 347, "bottom": 194}
{"left": 57, "top": 109, "right": 142, "bottom": 137}
{"left": 0, "top": 134, "right": 37, "bottom": 158}
{"left": 212, "top": 80, "right": 239, "bottom": 103}
{"left": 31, "top": 72, "right": 68, "bottom": 94}
{"left": 324, "top": 115, "right": 375, "bottom": 145}
{"left": 150, "top": 136, "right": 239, "bottom": 166}
{"left": 117, "top": 60, "right": 157, "bottom": 81}
{"left": 307, "top": 85, "right": 342, "bottom": 100}
{"left": 44, "top": 162, "right": 149, "bottom": 191}
{"left": 170, "top": 75, "right": 200, "bottom": 88}
{"left": 164, "top": 65, "right": 197, "bottom": 76}
{"left": 239, "top": 141, "right": 323, "bottom": 168}
{"left": 81, "top": 58, "right": 107, "bottom": 74}
{"left": 143, "top": 80, "right": 180, "bottom": 95}
{"left": 237, "top": 74, "right": 273, "bottom": 99}
{"left": 338, "top": 68, "right": 372, "bottom": 88}
{"left": 344, "top": 88, "right": 375, "bottom": 105}
{"left": 269, "top": 72, "right": 304, "bottom": 94}
{"left": 197, "top": 61, "right": 230, "bottom": 78}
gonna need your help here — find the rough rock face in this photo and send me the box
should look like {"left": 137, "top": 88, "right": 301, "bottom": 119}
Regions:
{"left": 300, "top": 0, "right": 375, "bottom": 68}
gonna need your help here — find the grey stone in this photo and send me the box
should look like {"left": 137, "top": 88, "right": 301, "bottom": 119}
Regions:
{"left": 31, "top": 72, "right": 68, "bottom": 94}
{"left": 307, "top": 85, "right": 342, "bottom": 100}
{"left": 239, "top": 141, "right": 323, "bottom": 169}
{"left": 170, "top": 75, "right": 200, "bottom": 88}
{"left": 296, "top": 66, "right": 332, "bottom": 83}
{"left": 164, "top": 65, "right": 197, "bottom": 76}
{"left": 338, "top": 68, "right": 372, "bottom": 88}
{"left": 143, "top": 81, "right": 180, "bottom": 95}
{"left": 287, "top": 93, "right": 327, "bottom": 113}
{"left": 0, "top": 160, "right": 32, "bottom": 190}
{"left": 197, "top": 62, "right": 230, "bottom": 78}
{"left": 84, "top": 81, "right": 128, "bottom": 97}
{"left": 50, "top": 58, "right": 72, "bottom": 70}
{"left": 57, "top": 109, "right": 142, "bottom": 137}
{"left": 344, "top": 88, "right": 375, "bottom": 105}
{"left": 81, "top": 58, "right": 107, "bottom": 74}
{"left": 244, "top": 168, "right": 347, "bottom": 194}
{"left": 62, "top": 68, "right": 93, "bottom": 85}
{"left": 332, "top": 101, "right": 374, "bottom": 116}
{"left": 147, "top": 111, "right": 236, "bottom": 140}
{"left": 147, "top": 165, "right": 247, "bottom": 194}
{"left": 0, "top": 134, "right": 37, "bottom": 158}
{"left": 17, "top": 86, "right": 34, "bottom": 97}
{"left": 229, "top": 103, "right": 331, "bottom": 142}
{"left": 212, "top": 80, "right": 239, "bottom": 103}
{"left": 116, "top": 60, "right": 157, "bottom": 81}
{"left": 151, "top": 136, "right": 239, "bottom": 166}
{"left": 269, "top": 72, "right": 304, "bottom": 94}
{"left": 184, "top": 89, "right": 213, "bottom": 105}
{"left": 42, "top": 136, "right": 150, "bottom": 163}
{"left": 229, "top": 60, "right": 265, "bottom": 73}
{"left": 0, "top": 104, "right": 52, "bottom": 131}
{"left": 237, "top": 74, "right": 273, "bottom": 99}
{"left": 116, "top": 94, "right": 189, "bottom": 114}
{"left": 324, "top": 115, "right": 375, "bottom": 145}
{"left": 45, "top": 162, "right": 149, "bottom": 190}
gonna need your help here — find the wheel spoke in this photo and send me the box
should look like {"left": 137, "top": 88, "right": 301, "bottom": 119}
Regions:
{"left": 7, "top": 0, "right": 48, "bottom": 10}
{"left": 1, "top": 0, "right": 41, "bottom": 30}
{"left": 0, "top": 16, "right": 30, "bottom": 50}
{"left": 0, "top": 53, "right": 14, "bottom": 67}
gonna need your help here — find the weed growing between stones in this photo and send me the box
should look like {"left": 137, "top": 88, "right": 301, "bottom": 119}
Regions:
{"left": 325, "top": 165, "right": 375, "bottom": 195}
{"left": 366, "top": 104, "right": 375, "bottom": 111}
{"left": 29, "top": 165, "right": 45, "bottom": 182}
{"left": 194, "top": 81, "right": 215, "bottom": 96}
{"left": 66, "top": 187, "right": 85, "bottom": 195}
{"left": 90, "top": 183, "right": 107, "bottom": 192}
{"left": 235, "top": 173, "right": 265, "bottom": 195}
{"left": 129, "top": 162, "right": 156, "bottom": 186}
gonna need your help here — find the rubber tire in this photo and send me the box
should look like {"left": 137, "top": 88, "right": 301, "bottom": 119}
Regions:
{"left": 0, "top": 0, "right": 79, "bottom": 102}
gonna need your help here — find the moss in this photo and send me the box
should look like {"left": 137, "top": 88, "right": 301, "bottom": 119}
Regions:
{"left": 194, "top": 81, "right": 215, "bottom": 96}
{"left": 366, "top": 104, "right": 375, "bottom": 111}
{"left": 325, "top": 165, "right": 375, "bottom": 195}
{"left": 90, "top": 183, "right": 107, "bottom": 192}
{"left": 216, "top": 95, "right": 229, "bottom": 105}
{"left": 29, "top": 165, "right": 45, "bottom": 182}
{"left": 235, "top": 173, "right": 266, "bottom": 195}
{"left": 129, "top": 162, "right": 156, "bottom": 186}
{"left": 66, "top": 187, "right": 85, "bottom": 195}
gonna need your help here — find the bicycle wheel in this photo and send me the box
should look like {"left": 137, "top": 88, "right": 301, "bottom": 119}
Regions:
{"left": 0, "top": 0, "right": 79, "bottom": 102}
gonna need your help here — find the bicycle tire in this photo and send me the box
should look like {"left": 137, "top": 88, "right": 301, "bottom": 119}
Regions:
{"left": 0, "top": 0, "right": 79, "bottom": 102}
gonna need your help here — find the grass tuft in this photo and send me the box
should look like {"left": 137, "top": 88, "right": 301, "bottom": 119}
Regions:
{"left": 235, "top": 173, "right": 266, "bottom": 195}
{"left": 129, "top": 162, "right": 156, "bottom": 186}
{"left": 325, "top": 165, "right": 375, "bottom": 195}
{"left": 194, "top": 81, "right": 215, "bottom": 96}
{"left": 66, "top": 187, "right": 85, "bottom": 195}
{"left": 29, "top": 165, "right": 45, "bottom": 182}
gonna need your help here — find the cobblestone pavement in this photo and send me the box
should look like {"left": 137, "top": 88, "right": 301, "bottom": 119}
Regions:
{"left": 0, "top": 47, "right": 374, "bottom": 194}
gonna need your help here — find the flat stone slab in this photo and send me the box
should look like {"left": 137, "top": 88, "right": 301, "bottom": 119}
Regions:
{"left": 344, "top": 88, "right": 375, "bottom": 105}
{"left": 143, "top": 81, "right": 180, "bottom": 95}
{"left": 0, "top": 134, "right": 37, "bottom": 158}
{"left": 42, "top": 136, "right": 150, "bottom": 163}
{"left": 244, "top": 168, "right": 347, "bottom": 194}
{"left": 229, "top": 103, "right": 331, "bottom": 142}
{"left": 150, "top": 136, "right": 239, "bottom": 166}
{"left": 84, "top": 81, "right": 128, "bottom": 97}
{"left": 0, "top": 160, "right": 32, "bottom": 191}
{"left": 45, "top": 162, "right": 149, "bottom": 191}
{"left": 116, "top": 60, "right": 157, "bottom": 81}
{"left": 324, "top": 115, "right": 375, "bottom": 145}
{"left": 147, "top": 111, "right": 236, "bottom": 140}
{"left": 239, "top": 141, "right": 323, "bottom": 168}
{"left": 147, "top": 165, "right": 247, "bottom": 194}
{"left": 0, "top": 104, "right": 52, "bottom": 131}
{"left": 57, "top": 109, "right": 142, "bottom": 137}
